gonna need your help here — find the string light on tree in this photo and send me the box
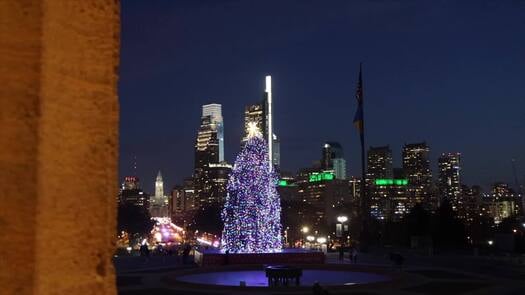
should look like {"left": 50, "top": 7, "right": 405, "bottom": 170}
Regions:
{"left": 221, "top": 125, "right": 282, "bottom": 253}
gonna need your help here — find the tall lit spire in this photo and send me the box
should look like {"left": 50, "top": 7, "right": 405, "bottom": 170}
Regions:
{"left": 155, "top": 170, "right": 164, "bottom": 197}
{"left": 265, "top": 75, "right": 272, "bottom": 169}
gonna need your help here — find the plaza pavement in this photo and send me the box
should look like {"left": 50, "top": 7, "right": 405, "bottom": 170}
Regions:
{"left": 115, "top": 249, "right": 525, "bottom": 295}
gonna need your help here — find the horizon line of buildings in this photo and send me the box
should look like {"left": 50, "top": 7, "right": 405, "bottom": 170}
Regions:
{"left": 117, "top": 76, "right": 524, "bottom": 235}
{"left": 117, "top": 140, "right": 524, "bottom": 236}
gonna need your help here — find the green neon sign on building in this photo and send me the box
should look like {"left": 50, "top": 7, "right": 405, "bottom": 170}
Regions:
{"left": 375, "top": 179, "right": 408, "bottom": 186}
{"left": 309, "top": 172, "right": 335, "bottom": 182}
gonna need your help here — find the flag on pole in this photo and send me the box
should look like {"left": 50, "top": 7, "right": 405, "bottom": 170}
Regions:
{"left": 353, "top": 64, "right": 364, "bottom": 138}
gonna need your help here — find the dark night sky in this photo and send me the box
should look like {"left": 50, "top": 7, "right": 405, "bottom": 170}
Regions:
{"left": 119, "top": 0, "right": 525, "bottom": 193}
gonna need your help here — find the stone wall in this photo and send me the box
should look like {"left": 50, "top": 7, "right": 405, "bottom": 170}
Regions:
{"left": 0, "top": 1, "right": 120, "bottom": 294}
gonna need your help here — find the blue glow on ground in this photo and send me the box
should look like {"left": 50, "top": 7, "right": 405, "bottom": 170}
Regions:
{"left": 177, "top": 270, "right": 390, "bottom": 287}
{"left": 201, "top": 248, "right": 320, "bottom": 254}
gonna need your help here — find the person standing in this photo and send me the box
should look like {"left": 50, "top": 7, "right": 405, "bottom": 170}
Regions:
{"left": 352, "top": 247, "right": 358, "bottom": 263}
{"left": 139, "top": 243, "right": 150, "bottom": 263}
{"left": 182, "top": 244, "right": 190, "bottom": 264}
{"left": 224, "top": 249, "right": 230, "bottom": 265}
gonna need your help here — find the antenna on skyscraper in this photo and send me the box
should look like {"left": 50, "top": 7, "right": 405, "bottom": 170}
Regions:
{"left": 132, "top": 155, "right": 137, "bottom": 175}
{"left": 512, "top": 158, "right": 523, "bottom": 194}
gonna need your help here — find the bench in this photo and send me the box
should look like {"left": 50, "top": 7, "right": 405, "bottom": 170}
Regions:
{"left": 265, "top": 265, "right": 302, "bottom": 286}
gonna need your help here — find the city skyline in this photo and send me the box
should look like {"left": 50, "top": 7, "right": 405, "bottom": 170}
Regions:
{"left": 121, "top": 94, "right": 522, "bottom": 193}
{"left": 119, "top": 0, "right": 525, "bottom": 191}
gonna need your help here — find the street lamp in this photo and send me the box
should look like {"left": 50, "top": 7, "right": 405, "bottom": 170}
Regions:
{"left": 336, "top": 215, "right": 348, "bottom": 247}
{"left": 337, "top": 215, "right": 348, "bottom": 223}
{"left": 300, "top": 226, "right": 310, "bottom": 248}
{"left": 306, "top": 235, "right": 315, "bottom": 250}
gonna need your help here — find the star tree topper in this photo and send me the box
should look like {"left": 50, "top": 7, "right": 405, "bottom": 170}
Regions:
{"left": 247, "top": 121, "right": 262, "bottom": 138}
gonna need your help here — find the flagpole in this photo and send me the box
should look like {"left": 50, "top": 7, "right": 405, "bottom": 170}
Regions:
{"left": 359, "top": 63, "right": 367, "bottom": 243}
{"left": 360, "top": 129, "right": 366, "bottom": 218}
{"left": 353, "top": 63, "right": 368, "bottom": 248}
{"left": 359, "top": 142, "right": 367, "bottom": 246}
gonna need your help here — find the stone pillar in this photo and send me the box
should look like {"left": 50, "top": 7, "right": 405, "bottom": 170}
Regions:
{"left": 0, "top": 1, "right": 120, "bottom": 294}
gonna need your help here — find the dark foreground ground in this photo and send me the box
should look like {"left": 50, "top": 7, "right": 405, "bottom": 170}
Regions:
{"left": 115, "top": 248, "right": 525, "bottom": 295}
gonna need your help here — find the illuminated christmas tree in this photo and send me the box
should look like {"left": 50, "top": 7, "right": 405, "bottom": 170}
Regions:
{"left": 221, "top": 123, "right": 282, "bottom": 253}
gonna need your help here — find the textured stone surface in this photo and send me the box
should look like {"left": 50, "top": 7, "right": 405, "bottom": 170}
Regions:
{"left": 0, "top": 0, "right": 120, "bottom": 294}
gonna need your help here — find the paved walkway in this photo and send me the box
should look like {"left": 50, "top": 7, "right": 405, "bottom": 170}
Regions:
{"left": 115, "top": 251, "right": 525, "bottom": 294}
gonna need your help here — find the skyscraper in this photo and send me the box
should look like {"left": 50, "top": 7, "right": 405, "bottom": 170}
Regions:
{"left": 150, "top": 171, "right": 169, "bottom": 218}
{"left": 122, "top": 176, "right": 140, "bottom": 190}
{"left": 182, "top": 177, "right": 196, "bottom": 210}
{"left": 272, "top": 134, "right": 280, "bottom": 169}
{"left": 366, "top": 146, "right": 393, "bottom": 219}
{"left": 119, "top": 176, "right": 149, "bottom": 208}
{"left": 170, "top": 185, "right": 187, "bottom": 225}
{"left": 485, "top": 182, "right": 522, "bottom": 224}
{"left": 321, "top": 142, "right": 346, "bottom": 180}
{"left": 367, "top": 146, "right": 393, "bottom": 180}
{"left": 194, "top": 104, "right": 230, "bottom": 208}
{"left": 169, "top": 179, "right": 199, "bottom": 227}
{"left": 155, "top": 170, "right": 164, "bottom": 197}
{"left": 171, "top": 185, "right": 185, "bottom": 214}
{"left": 242, "top": 103, "right": 266, "bottom": 144}
{"left": 438, "top": 152, "right": 461, "bottom": 207}
{"left": 403, "top": 142, "right": 434, "bottom": 210}
{"left": 390, "top": 168, "right": 410, "bottom": 220}
{"left": 241, "top": 76, "right": 279, "bottom": 168}
{"left": 459, "top": 184, "right": 481, "bottom": 224}
{"left": 195, "top": 113, "right": 220, "bottom": 170}
{"left": 202, "top": 103, "right": 224, "bottom": 162}
{"left": 194, "top": 112, "right": 219, "bottom": 207}
{"left": 198, "top": 162, "right": 232, "bottom": 206}
{"left": 295, "top": 167, "right": 350, "bottom": 230}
